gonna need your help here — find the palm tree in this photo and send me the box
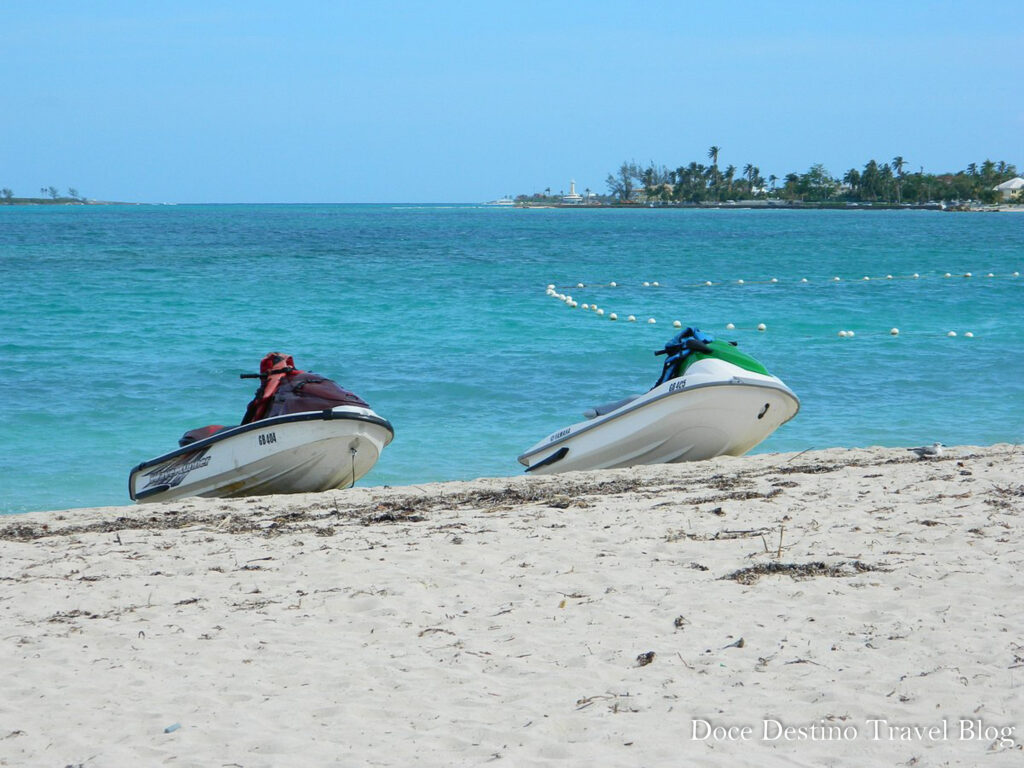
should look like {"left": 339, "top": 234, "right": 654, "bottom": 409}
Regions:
{"left": 706, "top": 146, "right": 721, "bottom": 196}
{"left": 843, "top": 168, "right": 861, "bottom": 198}
{"left": 584, "top": 187, "right": 591, "bottom": 204}
{"left": 879, "top": 163, "right": 895, "bottom": 202}
{"left": 750, "top": 166, "right": 762, "bottom": 194}
{"left": 783, "top": 173, "right": 800, "bottom": 201}
{"left": 768, "top": 174, "right": 778, "bottom": 192}
{"left": 676, "top": 162, "right": 707, "bottom": 202}
{"left": 724, "top": 164, "right": 736, "bottom": 198}
{"left": 642, "top": 166, "right": 655, "bottom": 190}
{"left": 743, "top": 164, "right": 756, "bottom": 196}
{"left": 861, "top": 160, "right": 880, "bottom": 201}
{"left": 892, "top": 156, "right": 906, "bottom": 203}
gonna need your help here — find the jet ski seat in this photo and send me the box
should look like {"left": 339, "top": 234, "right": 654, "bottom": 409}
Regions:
{"left": 179, "top": 424, "right": 228, "bottom": 447}
{"left": 584, "top": 394, "right": 643, "bottom": 419}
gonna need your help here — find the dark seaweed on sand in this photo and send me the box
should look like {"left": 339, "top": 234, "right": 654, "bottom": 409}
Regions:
{"left": 724, "top": 560, "right": 889, "bottom": 585}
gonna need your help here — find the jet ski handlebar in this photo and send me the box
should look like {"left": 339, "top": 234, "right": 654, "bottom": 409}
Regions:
{"left": 655, "top": 338, "right": 714, "bottom": 356}
{"left": 240, "top": 367, "right": 296, "bottom": 380}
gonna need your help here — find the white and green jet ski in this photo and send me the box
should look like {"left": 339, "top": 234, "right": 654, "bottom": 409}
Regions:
{"left": 517, "top": 328, "right": 799, "bottom": 474}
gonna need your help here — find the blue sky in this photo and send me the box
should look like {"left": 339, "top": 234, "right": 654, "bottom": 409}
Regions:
{"left": 2, "top": 1, "right": 1021, "bottom": 203}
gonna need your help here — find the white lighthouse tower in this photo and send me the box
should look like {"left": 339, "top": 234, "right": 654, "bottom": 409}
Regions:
{"left": 561, "top": 179, "right": 583, "bottom": 205}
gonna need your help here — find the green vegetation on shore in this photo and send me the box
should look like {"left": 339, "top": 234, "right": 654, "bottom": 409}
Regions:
{"left": 518, "top": 150, "right": 1021, "bottom": 206}
{"left": 0, "top": 186, "right": 96, "bottom": 205}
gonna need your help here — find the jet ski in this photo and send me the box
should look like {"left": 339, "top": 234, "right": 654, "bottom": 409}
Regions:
{"left": 517, "top": 327, "right": 799, "bottom": 474}
{"left": 129, "top": 353, "right": 394, "bottom": 503}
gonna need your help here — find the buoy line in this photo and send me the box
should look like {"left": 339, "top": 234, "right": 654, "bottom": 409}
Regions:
{"left": 543, "top": 284, "right": 981, "bottom": 339}
{"left": 554, "top": 270, "right": 1020, "bottom": 291}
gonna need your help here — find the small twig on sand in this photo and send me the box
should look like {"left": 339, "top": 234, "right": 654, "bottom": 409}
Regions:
{"left": 777, "top": 525, "right": 785, "bottom": 558}
{"left": 786, "top": 448, "right": 814, "bottom": 463}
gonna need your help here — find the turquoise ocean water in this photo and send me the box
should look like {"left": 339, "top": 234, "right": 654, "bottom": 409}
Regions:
{"left": 2, "top": 204, "right": 1022, "bottom": 514}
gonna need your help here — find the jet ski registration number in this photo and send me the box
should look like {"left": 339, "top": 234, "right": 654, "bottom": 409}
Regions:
{"left": 668, "top": 379, "right": 687, "bottom": 393}
{"left": 258, "top": 432, "right": 277, "bottom": 446}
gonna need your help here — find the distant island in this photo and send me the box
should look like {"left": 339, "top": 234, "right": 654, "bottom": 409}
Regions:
{"left": 511, "top": 151, "right": 1023, "bottom": 210}
{"left": 0, "top": 186, "right": 124, "bottom": 205}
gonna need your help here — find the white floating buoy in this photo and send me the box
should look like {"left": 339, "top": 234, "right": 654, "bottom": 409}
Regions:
{"left": 628, "top": 315, "right": 636, "bottom": 322}
{"left": 648, "top": 318, "right": 657, "bottom": 324}
{"left": 770, "top": 277, "right": 778, "bottom": 283}
{"left": 847, "top": 330, "right": 855, "bottom": 338}
{"left": 643, "top": 281, "right": 650, "bottom": 287}
{"left": 965, "top": 331, "right": 974, "bottom": 338}
{"left": 610, "top": 281, "right": 617, "bottom": 287}
{"left": 1014, "top": 271, "right": 1020, "bottom": 277}
{"left": 591, "top": 305, "right": 599, "bottom": 312}
{"left": 912, "top": 273, "right": 920, "bottom": 279}
{"left": 863, "top": 276, "right": 870, "bottom": 281}
{"left": 964, "top": 272, "right": 972, "bottom": 278}
{"left": 673, "top": 320, "right": 682, "bottom": 328}
{"left": 947, "top": 331, "right": 957, "bottom": 337}
{"left": 704, "top": 280, "right": 713, "bottom": 286}
{"left": 565, "top": 295, "right": 572, "bottom": 302}
{"left": 609, "top": 313, "right": 618, "bottom": 321}
{"left": 886, "top": 275, "right": 893, "bottom": 280}
{"left": 596, "top": 308, "right": 604, "bottom": 316}
{"left": 547, "top": 284, "right": 555, "bottom": 290}
{"left": 570, "top": 301, "right": 578, "bottom": 308}
{"left": 577, "top": 282, "right": 585, "bottom": 288}
{"left": 757, "top": 323, "right": 767, "bottom": 332}
{"left": 890, "top": 328, "right": 899, "bottom": 336}
{"left": 581, "top": 303, "right": 590, "bottom": 310}
{"left": 838, "top": 330, "right": 848, "bottom": 338}
{"left": 737, "top": 279, "right": 745, "bottom": 285}
{"left": 725, "top": 322, "right": 735, "bottom": 330}
{"left": 987, "top": 273, "right": 994, "bottom": 278}
{"left": 944, "top": 273, "right": 952, "bottom": 278}
{"left": 652, "top": 281, "right": 660, "bottom": 287}
{"left": 833, "top": 276, "right": 841, "bottom": 282}
{"left": 800, "top": 278, "right": 808, "bottom": 283}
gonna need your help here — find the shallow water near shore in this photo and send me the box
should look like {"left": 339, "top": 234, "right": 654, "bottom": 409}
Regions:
{"left": 2, "top": 204, "right": 1022, "bottom": 513}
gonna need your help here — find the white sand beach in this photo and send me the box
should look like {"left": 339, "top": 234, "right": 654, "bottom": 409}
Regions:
{"left": 1, "top": 444, "right": 1022, "bottom": 767}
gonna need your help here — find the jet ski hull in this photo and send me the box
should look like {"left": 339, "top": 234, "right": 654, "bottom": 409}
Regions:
{"left": 517, "top": 359, "right": 798, "bottom": 474}
{"left": 129, "top": 406, "right": 394, "bottom": 503}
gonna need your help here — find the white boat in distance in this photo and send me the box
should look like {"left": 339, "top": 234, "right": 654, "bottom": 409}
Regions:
{"left": 517, "top": 329, "right": 799, "bottom": 474}
{"left": 129, "top": 353, "right": 393, "bottom": 503}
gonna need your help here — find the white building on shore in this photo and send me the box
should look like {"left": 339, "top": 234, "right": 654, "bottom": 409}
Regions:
{"left": 561, "top": 180, "right": 584, "bottom": 205}
{"left": 994, "top": 177, "right": 1024, "bottom": 201}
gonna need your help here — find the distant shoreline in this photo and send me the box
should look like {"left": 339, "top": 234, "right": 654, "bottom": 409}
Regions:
{"left": 0, "top": 198, "right": 134, "bottom": 206}
{"left": 3, "top": 199, "right": 1020, "bottom": 211}
{"left": 515, "top": 200, "right": 1022, "bottom": 213}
